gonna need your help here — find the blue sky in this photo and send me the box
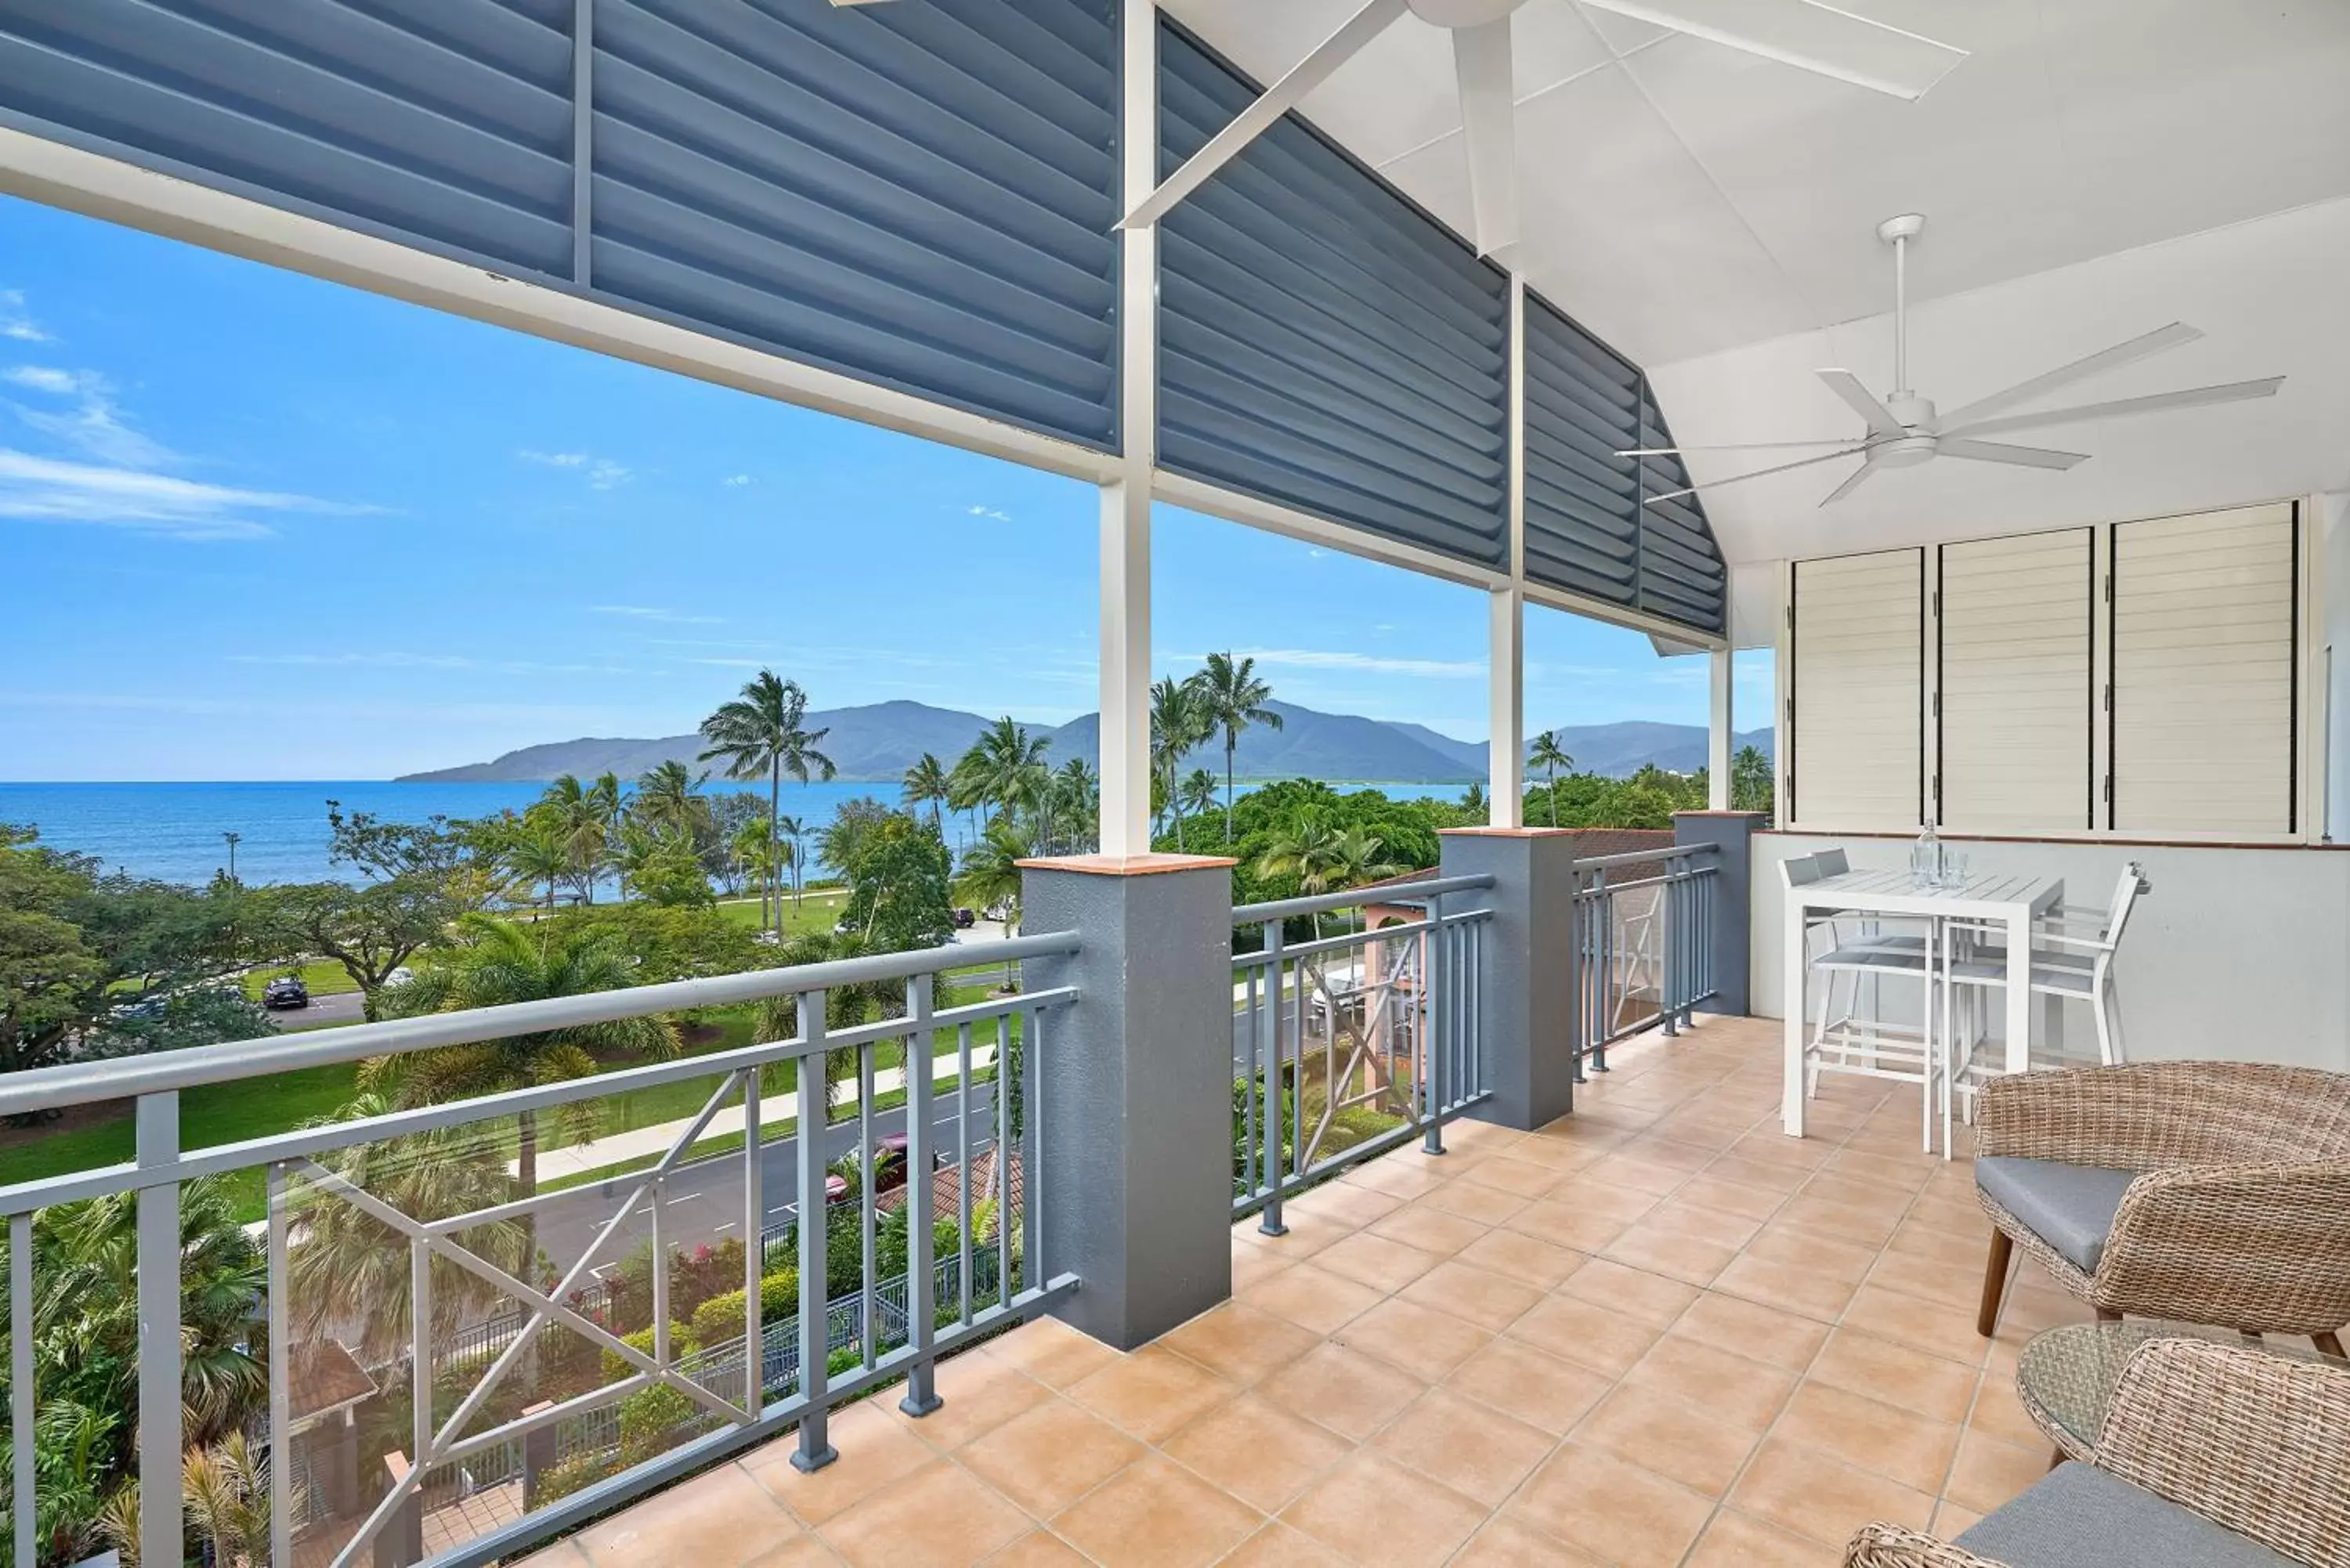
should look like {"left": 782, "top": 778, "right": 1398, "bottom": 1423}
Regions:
{"left": 0, "top": 193, "right": 1762, "bottom": 782}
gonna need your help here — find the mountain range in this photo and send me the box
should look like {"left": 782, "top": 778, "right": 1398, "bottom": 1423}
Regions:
{"left": 396, "top": 700, "right": 1771, "bottom": 786}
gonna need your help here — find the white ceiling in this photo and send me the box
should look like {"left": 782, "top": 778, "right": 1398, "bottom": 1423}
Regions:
{"left": 1159, "top": 0, "right": 2350, "bottom": 594}
{"left": 1161, "top": 0, "right": 2350, "bottom": 367}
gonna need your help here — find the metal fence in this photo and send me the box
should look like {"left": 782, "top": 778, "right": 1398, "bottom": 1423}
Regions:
{"left": 0, "top": 932, "right": 1079, "bottom": 1568}
{"left": 1572, "top": 844, "right": 1721, "bottom": 1074}
{"left": 1229, "top": 875, "right": 1495, "bottom": 1233}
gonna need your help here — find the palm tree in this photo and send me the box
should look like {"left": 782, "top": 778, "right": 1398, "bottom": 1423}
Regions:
{"left": 504, "top": 822, "right": 570, "bottom": 914}
{"left": 1327, "top": 826, "right": 1402, "bottom": 894}
{"left": 698, "top": 673, "right": 835, "bottom": 933}
{"left": 634, "top": 760, "right": 710, "bottom": 840}
{"left": 371, "top": 914, "right": 682, "bottom": 1262}
{"left": 537, "top": 775, "right": 607, "bottom": 905}
{"left": 958, "top": 718, "right": 1049, "bottom": 840}
{"left": 182, "top": 1433, "right": 276, "bottom": 1568}
{"left": 902, "top": 753, "right": 952, "bottom": 836}
{"left": 1149, "top": 675, "right": 1209, "bottom": 836}
{"left": 1191, "top": 652, "right": 1282, "bottom": 841}
{"left": 1054, "top": 757, "right": 1098, "bottom": 854}
{"left": 1180, "top": 768, "right": 1220, "bottom": 824}
{"left": 1528, "top": 731, "right": 1574, "bottom": 826}
{"left": 956, "top": 818, "right": 1032, "bottom": 932}
{"left": 1256, "top": 809, "right": 1347, "bottom": 936}
{"left": 776, "top": 814, "right": 808, "bottom": 913}
{"left": 285, "top": 1091, "right": 528, "bottom": 1361}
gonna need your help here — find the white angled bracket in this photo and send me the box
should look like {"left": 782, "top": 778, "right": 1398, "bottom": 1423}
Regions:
{"left": 1119, "top": 0, "right": 1407, "bottom": 231}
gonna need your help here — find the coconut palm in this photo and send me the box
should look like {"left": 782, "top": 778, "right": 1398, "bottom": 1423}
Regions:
{"left": 634, "top": 759, "right": 710, "bottom": 842}
{"left": 1053, "top": 757, "right": 1098, "bottom": 854}
{"left": 1180, "top": 768, "right": 1220, "bottom": 825}
{"left": 284, "top": 1090, "right": 528, "bottom": 1362}
{"left": 956, "top": 718, "right": 1049, "bottom": 839}
{"left": 1327, "top": 826, "right": 1403, "bottom": 894}
{"left": 698, "top": 673, "right": 835, "bottom": 933}
{"left": 370, "top": 914, "right": 682, "bottom": 1261}
{"left": 956, "top": 818, "right": 1032, "bottom": 933}
{"left": 1256, "top": 808, "right": 1347, "bottom": 934}
{"left": 1528, "top": 731, "right": 1574, "bottom": 826}
{"left": 1149, "top": 675, "right": 1209, "bottom": 836}
{"left": 1191, "top": 652, "right": 1282, "bottom": 841}
{"left": 776, "top": 814, "right": 808, "bottom": 912}
{"left": 503, "top": 822, "right": 570, "bottom": 914}
{"left": 902, "top": 753, "right": 952, "bottom": 836}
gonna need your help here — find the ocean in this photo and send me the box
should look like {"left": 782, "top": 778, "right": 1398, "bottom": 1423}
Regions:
{"left": 0, "top": 778, "right": 1475, "bottom": 888}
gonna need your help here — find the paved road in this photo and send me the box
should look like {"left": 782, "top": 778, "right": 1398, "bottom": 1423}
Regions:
{"left": 531, "top": 1082, "right": 1003, "bottom": 1277}
{"left": 264, "top": 990, "right": 367, "bottom": 1028}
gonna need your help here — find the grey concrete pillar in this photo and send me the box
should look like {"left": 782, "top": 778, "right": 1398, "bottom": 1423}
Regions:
{"left": 1020, "top": 854, "right": 1237, "bottom": 1350}
{"left": 1436, "top": 829, "right": 1583, "bottom": 1132}
{"left": 1672, "top": 811, "right": 1766, "bottom": 1016}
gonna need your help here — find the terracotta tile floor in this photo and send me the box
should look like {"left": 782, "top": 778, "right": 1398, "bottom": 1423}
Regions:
{"left": 519, "top": 1016, "right": 2088, "bottom": 1568}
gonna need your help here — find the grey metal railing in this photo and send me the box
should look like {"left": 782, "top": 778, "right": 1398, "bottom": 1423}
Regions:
{"left": 0, "top": 933, "right": 1078, "bottom": 1568}
{"left": 1230, "top": 875, "right": 1495, "bottom": 1233}
{"left": 1571, "top": 844, "right": 1720, "bottom": 1075}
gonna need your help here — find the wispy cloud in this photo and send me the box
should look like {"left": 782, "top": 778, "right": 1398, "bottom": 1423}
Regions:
{"left": 591, "top": 605, "right": 721, "bottom": 626}
{"left": 965, "top": 504, "right": 1012, "bottom": 523}
{"left": 226, "top": 651, "right": 642, "bottom": 677}
{"left": 722, "top": 474, "right": 752, "bottom": 487}
{"left": 519, "top": 448, "right": 632, "bottom": 489}
{"left": 1216, "top": 647, "right": 1485, "bottom": 679}
{"left": 5, "top": 365, "right": 175, "bottom": 467}
{"left": 0, "top": 448, "right": 378, "bottom": 541}
{"left": 0, "top": 291, "right": 46, "bottom": 343}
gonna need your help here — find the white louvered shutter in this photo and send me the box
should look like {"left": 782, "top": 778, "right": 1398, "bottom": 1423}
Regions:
{"left": 1792, "top": 549, "right": 1924, "bottom": 829}
{"left": 1939, "top": 530, "right": 2093, "bottom": 831}
{"left": 2110, "top": 504, "right": 2298, "bottom": 834}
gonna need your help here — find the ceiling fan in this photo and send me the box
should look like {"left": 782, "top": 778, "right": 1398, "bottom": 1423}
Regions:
{"left": 1628, "top": 214, "right": 2288, "bottom": 508}
{"left": 838, "top": 0, "right": 1972, "bottom": 258}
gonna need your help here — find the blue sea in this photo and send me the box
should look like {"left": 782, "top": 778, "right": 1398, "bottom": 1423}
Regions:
{"left": 0, "top": 778, "right": 1475, "bottom": 888}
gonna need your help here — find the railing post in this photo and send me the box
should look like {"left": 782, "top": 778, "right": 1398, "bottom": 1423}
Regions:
{"left": 1256, "top": 918, "right": 1288, "bottom": 1236}
{"left": 1422, "top": 891, "right": 1447, "bottom": 1155}
{"left": 1672, "top": 811, "right": 1765, "bottom": 1016}
{"left": 1661, "top": 859, "right": 1680, "bottom": 1039}
{"left": 135, "top": 1091, "right": 183, "bottom": 1568}
{"left": 1590, "top": 868, "right": 1613, "bottom": 1074}
{"left": 792, "top": 991, "right": 836, "bottom": 1473}
{"left": 899, "top": 977, "right": 942, "bottom": 1418}
{"left": 1020, "top": 852, "right": 1236, "bottom": 1350}
{"left": 1436, "top": 829, "right": 1581, "bottom": 1129}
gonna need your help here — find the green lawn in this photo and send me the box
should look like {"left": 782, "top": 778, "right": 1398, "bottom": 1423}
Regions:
{"left": 240, "top": 959, "right": 360, "bottom": 1000}
{"left": 714, "top": 888, "right": 851, "bottom": 939}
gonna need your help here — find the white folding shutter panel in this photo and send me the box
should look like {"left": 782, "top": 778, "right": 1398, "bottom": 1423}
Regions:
{"left": 1792, "top": 549, "right": 1924, "bottom": 829}
{"left": 1939, "top": 530, "right": 2092, "bottom": 830}
{"left": 2112, "top": 504, "right": 2297, "bottom": 834}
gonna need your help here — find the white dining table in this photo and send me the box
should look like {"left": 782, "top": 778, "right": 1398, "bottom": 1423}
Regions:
{"left": 1781, "top": 867, "right": 2065, "bottom": 1137}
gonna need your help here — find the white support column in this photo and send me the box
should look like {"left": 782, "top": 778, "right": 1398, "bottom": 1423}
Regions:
{"left": 1489, "top": 587, "right": 1525, "bottom": 825}
{"left": 1488, "top": 276, "right": 1527, "bottom": 828}
{"left": 1097, "top": 0, "right": 1158, "bottom": 859}
{"left": 1708, "top": 645, "right": 1734, "bottom": 810}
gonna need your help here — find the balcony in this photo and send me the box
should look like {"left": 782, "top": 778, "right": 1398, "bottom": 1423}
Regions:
{"left": 505, "top": 1017, "right": 2070, "bottom": 1568}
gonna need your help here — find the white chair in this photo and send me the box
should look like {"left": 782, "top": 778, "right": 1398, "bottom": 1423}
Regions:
{"left": 1784, "top": 855, "right": 1946, "bottom": 1151}
{"left": 1940, "top": 864, "right": 2148, "bottom": 1104}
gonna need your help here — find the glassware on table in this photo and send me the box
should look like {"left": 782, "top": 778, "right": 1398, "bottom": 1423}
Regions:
{"left": 1939, "top": 851, "right": 1970, "bottom": 889}
{"left": 1911, "top": 822, "right": 1943, "bottom": 889}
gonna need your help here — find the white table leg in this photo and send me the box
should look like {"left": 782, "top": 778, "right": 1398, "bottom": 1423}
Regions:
{"left": 1783, "top": 889, "right": 1808, "bottom": 1136}
{"left": 2004, "top": 905, "right": 2032, "bottom": 1078}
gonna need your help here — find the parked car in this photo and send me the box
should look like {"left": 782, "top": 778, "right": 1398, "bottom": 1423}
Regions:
{"left": 261, "top": 976, "right": 309, "bottom": 1010}
{"left": 383, "top": 966, "right": 416, "bottom": 988}
{"left": 952, "top": 908, "right": 977, "bottom": 930}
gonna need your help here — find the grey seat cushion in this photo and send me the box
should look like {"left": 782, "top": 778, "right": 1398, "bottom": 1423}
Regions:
{"left": 1976, "top": 1156, "right": 2139, "bottom": 1274}
{"left": 1956, "top": 1461, "right": 2296, "bottom": 1568}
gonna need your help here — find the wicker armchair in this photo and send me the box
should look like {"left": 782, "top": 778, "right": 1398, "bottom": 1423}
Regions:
{"left": 1845, "top": 1338, "right": 2350, "bottom": 1567}
{"left": 1972, "top": 1062, "right": 2350, "bottom": 1343}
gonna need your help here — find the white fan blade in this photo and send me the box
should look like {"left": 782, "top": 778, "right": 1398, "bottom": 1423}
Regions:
{"left": 1452, "top": 17, "right": 1520, "bottom": 258}
{"left": 1579, "top": 0, "right": 1966, "bottom": 100}
{"left": 1816, "top": 369, "right": 1903, "bottom": 437}
{"left": 1819, "top": 463, "right": 1877, "bottom": 507}
{"left": 1644, "top": 447, "right": 1867, "bottom": 504}
{"left": 1617, "top": 439, "right": 1856, "bottom": 455}
{"left": 1121, "top": 0, "right": 1409, "bottom": 230}
{"left": 1942, "top": 377, "right": 2284, "bottom": 440}
{"left": 1936, "top": 439, "right": 2088, "bottom": 471}
{"left": 1937, "top": 323, "right": 2203, "bottom": 428}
